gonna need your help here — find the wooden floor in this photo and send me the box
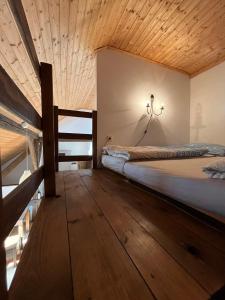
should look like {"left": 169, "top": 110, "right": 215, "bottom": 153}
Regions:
{"left": 9, "top": 170, "right": 225, "bottom": 300}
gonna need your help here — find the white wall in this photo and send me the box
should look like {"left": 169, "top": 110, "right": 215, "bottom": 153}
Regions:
{"left": 190, "top": 61, "right": 225, "bottom": 145}
{"left": 58, "top": 116, "right": 92, "bottom": 170}
{"left": 97, "top": 48, "right": 190, "bottom": 155}
{"left": 58, "top": 116, "right": 92, "bottom": 155}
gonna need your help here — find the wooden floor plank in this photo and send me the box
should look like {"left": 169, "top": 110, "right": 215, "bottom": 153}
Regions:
{"left": 101, "top": 169, "right": 225, "bottom": 252}
{"left": 9, "top": 173, "right": 73, "bottom": 300}
{"left": 89, "top": 169, "right": 225, "bottom": 295}
{"left": 63, "top": 171, "right": 155, "bottom": 300}
{"left": 81, "top": 170, "right": 209, "bottom": 300}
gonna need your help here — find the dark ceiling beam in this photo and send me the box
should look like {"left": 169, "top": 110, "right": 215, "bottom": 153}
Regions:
{"left": 7, "top": 0, "right": 40, "bottom": 84}
{"left": 0, "top": 113, "right": 39, "bottom": 139}
{"left": 2, "top": 151, "right": 26, "bottom": 178}
{"left": 0, "top": 66, "right": 42, "bottom": 130}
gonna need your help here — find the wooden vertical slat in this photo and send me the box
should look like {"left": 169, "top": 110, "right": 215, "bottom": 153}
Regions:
{"left": 0, "top": 154, "right": 8, "bottom": 300}
{"left": 92, "top": 110, "right": 97, "bottom": 169}
{"left": 40, "top": 63, "right": 56, "bottom": 197}
{"left": 54, "top": 106, "right": 59, "bottom": 172}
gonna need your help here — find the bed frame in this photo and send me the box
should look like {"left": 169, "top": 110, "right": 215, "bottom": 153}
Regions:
{"left": 103, "top": 167, "right": 225, "bottom": 233}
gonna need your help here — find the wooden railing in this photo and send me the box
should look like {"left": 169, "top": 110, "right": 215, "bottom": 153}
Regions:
{"left": 54, "top": 107, "right": 97, "bottom": 171}
{"left": 0, "top": 62, "right": 55, "bottom": 299}
{"left": 0, "top": 1, "right": 56, "bottom": 298}
{"left": 0, "top": 1, "right": 98, "bottom": 298}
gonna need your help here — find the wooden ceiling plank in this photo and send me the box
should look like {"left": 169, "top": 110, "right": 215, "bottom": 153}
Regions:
{"left": 164, "top": 2, "right": 225, "bottom": 67}
{"left": 191, "top": 55, "right": 225, "bottom": 77}
{"left": 125, "top": 0, "right": 170, "bottom": 54}
{"left": 76, "top": 63, "right": 94, "bottom": 108}
{"left": 120, "top": 0, "right": 151, "bottom": 49}
{"left": 74, "top": 0, "right": 100, "bottom": 109}
{"left": 70, "top": 0, "right": 94, "bottom": 109}
{"left": 96, "top": 0, "right": 128, "bottom": 48}
{"left": 0, "top": 0, "right": 40, "bottom": 99}
{"left": 78, "top": 66, "right": 95, "bottom": 109}
{"left": 7, "top": 0, "right": 40, "bottom": 84}
{"left": 110, "top": 0, "right": 145, "bottom": 49}
{"left": 59, "top": 0, "right": 70, "bottom": 109}
{"left": 66, "top": 0, "right": 83, "bottom": 109}
{"left": 185, "top": 46, "right": 225, "bottom": 75}
{"left": 152, "top": 0, "right": 218, "bottom": 61}
{"left": 141, "top": 0, "right": 203, "bottom": 59}
{"left": 110, "top": 0, "right": 141, "bottom": 47}
{"left": 1, "top": 0, "right": 225, "bottom": 111}
{"left": 35, "top": 0, "right": 59, "bottom": 104}
{"left": 48, "top": 0, "right": 62, "bottom": 106}
{"left": 136, "top": 0, "right": 182, "bottom": 55}
{"left": 119, "top": 0, "right": 157, "bottom": 50}
{"left": 65, "top": 0, "right": 78, "bottom": 105}
{"left": 67, "top": 0, "right": 87, "bottom": 109}
{"left": 139, "top": 0, "right": 185, "bottom": 56}
{"left": 70, "top": 0, "right": 89, "bottom": 109}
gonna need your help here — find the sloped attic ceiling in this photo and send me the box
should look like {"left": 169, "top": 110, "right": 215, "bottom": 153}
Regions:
{"left": 1, "top": 0, "right": 225, "bottom": 162}
{"left": 1, "top": 0, "right": 225, "bottom": 113}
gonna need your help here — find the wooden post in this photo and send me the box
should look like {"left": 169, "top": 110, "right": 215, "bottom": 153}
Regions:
{"left": 40, "top": 63, "right": 56, "bottom": 197}
{"left": 92, "top": 110, "right": 97, "bottom": 169}
{"left": 0, "top": 155, "right": 8, "bottom": 300}
{"left": 54, "top": 106, "right": 59, "bottom": 172}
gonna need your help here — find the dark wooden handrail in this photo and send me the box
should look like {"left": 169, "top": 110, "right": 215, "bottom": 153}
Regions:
{"left": 58, "top": 109, "right": 93, "bottom": 118}
{"left": 1, "top": 166, "right": 44, "bottom": 242}
{"left": 58, "top": 155, "right": 93, "bottom": 162}
{"left": 0, "top": 1, "right": 56, "bottom": 298}
{"left": 58, "top": 133, "right": 93, "bottom": 141}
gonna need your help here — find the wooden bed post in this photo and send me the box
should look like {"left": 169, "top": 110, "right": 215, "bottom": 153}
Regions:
{"left": 40, "top": 63, "right": 56, "bottom": 197}
{"left": 54, "top": 106, "right": 59, "bottom": 172}
{"left": 92, "top": 110, "right": 97, "bottom": 169}
{"left": 0, "top": 155, "right": 8, "bottom": 300}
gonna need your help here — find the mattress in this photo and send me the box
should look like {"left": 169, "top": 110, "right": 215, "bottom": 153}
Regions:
{"left": 102, "top": 155, "right": 225, "bottom": 218}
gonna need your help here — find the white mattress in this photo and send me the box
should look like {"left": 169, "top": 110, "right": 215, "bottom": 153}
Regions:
{"left": 102, "top": 155, "right": 225, "bottom": 218}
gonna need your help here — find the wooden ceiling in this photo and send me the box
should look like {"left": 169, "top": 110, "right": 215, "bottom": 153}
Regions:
{"left": 0, "top": 128, "right": 26, "bottom": 164}
{"left": 1, "top": 0, "right": 225, "bottom": 110}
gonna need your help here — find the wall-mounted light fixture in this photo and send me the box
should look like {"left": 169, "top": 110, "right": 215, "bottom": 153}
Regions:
{"left": 146, "top": 94, "right": 164, "bottom": 116}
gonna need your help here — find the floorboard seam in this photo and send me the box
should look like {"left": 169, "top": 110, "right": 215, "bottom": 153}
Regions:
{"left": 124, "top": 205, "right": 210, "bottom": 295}
{"left": 90, "top": 171, "right": 211, "bottom": 296}
{"left": 99, "top": 170, "right": 223, "bottom": 295}
{"left": 62, "top": 172, "right": 76, "bottom": 300}
{"left": 80, "top": 173, "right": 158, "bottom": 300}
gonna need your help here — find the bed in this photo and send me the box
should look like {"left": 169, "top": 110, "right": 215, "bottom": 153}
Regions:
{"left": 102, "top": 154, "right": 225, "bottom": 219}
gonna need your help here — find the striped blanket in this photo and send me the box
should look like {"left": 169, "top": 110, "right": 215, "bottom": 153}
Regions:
{"left": 103, "top": 145, "right": 208, "bottom": 161}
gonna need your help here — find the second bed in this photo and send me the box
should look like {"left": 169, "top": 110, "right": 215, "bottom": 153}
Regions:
{"left": 102, "top": 154, "right": 225, "bottom": 218}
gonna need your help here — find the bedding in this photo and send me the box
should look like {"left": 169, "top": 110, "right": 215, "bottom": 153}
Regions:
{"left": 103, "top": 145, "right": 208, "bottom": 161}
{"left": 184, "top": 143, "right": 225, "bottom": 156}
{"left": 101, "top": 154, "right": 126, "bottom": 175}
{"left": 203, "top": 159, "right": 225, "bottom": 179}
{"left": 102, "top": 155, "right": 225, "bottom": 218}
